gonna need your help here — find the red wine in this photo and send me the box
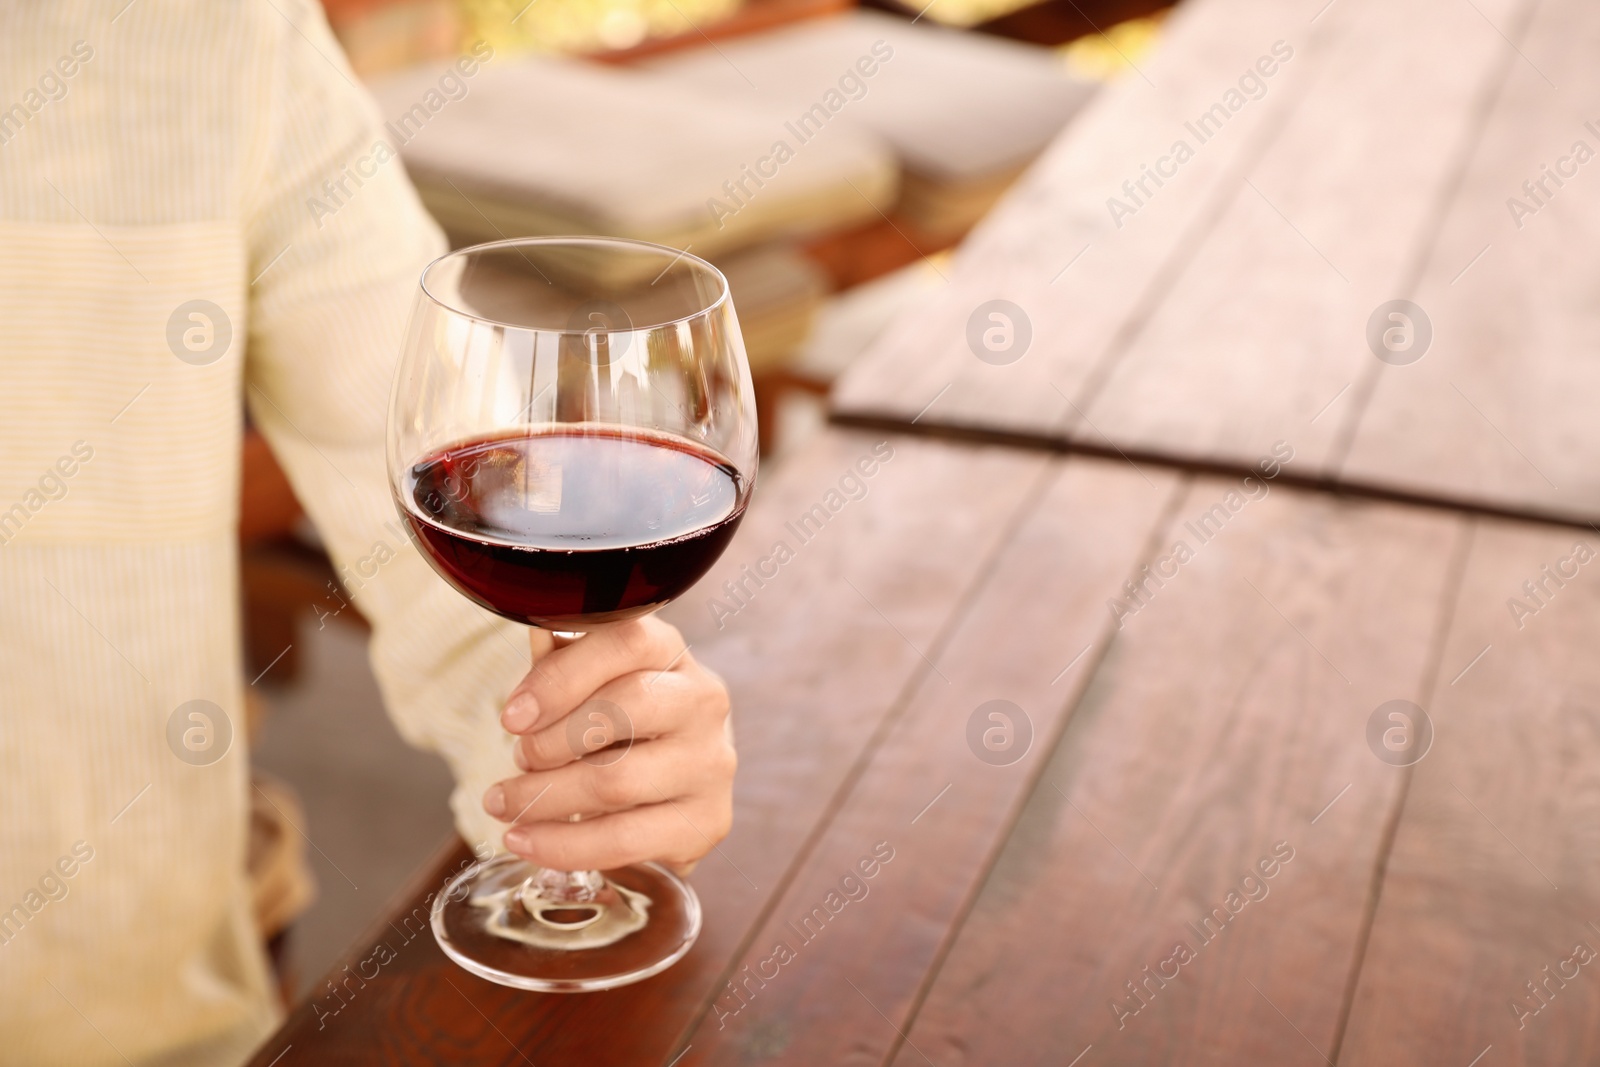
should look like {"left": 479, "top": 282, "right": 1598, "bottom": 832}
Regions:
{"left": 403, "top": 428, "right": 746, "bottom": 628}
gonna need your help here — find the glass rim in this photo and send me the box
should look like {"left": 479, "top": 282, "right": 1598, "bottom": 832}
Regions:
{"left": 417, "top": 235, "right": 731, "bottom": 335}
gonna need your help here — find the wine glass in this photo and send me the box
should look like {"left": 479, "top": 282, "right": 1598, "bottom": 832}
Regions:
{"left": 387, "top": 236, "right": 758, "bottom": 991}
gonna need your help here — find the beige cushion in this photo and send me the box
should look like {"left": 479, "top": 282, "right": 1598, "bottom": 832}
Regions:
{"left": 644, "top": 12, "right": 1097, "bottom": 232}
{"left": 369, "top": 56, "right": 898, "bottom": 257}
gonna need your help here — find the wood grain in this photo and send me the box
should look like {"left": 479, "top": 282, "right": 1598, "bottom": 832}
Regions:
{"left": 889, "top": 479, "right": 1467, "bottom": 1065}
{"left": 830, "top": 0, "right": 1600, "bottom": 533}
{"left": 244, "top": 429, "right": 1050, "bottom": 1066}
{"left": 830, "top": 0, "right": 1325, "bottom": 437}
{"left": 672, "top": 456, "right": 1180, "bottom": 1065}
{"left": 1076, "top": 0, "right": 1532, "bottom": 479}
{"left": 1339, "top": 516, "right": 1600, "bottom": 1065}
{"left": 1336, "top": 0, "right": 1600, "bottom": 526}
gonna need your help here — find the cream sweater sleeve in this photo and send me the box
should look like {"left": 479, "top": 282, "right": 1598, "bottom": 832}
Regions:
{"left": 240, "top": 0, "right": 524, "bottom": 856}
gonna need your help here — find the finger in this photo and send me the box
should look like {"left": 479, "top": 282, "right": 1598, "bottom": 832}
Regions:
{"left": 503, "top": 795, "right": 732, "bottom": 871}
{"left": 502, "top": 617, "right": 688, "bottom": 733}
{"left": 492, "top": 735, "right": 732, "bottom": 824}
{"left": 515, "top": 669, "right": 721, "bottom": 773}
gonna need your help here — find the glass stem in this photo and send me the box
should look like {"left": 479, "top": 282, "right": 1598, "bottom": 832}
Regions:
{"left": 524, "top": 633, "right": 600, "bottom": 904}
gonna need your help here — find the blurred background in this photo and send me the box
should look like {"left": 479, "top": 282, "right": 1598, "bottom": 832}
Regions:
{"left": 245, "top": 0, "right": 1170, "bottom": 998}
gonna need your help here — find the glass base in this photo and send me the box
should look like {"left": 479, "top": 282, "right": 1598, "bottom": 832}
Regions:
{"left": 431, "top": 854, "right": 701, "bottom": 992}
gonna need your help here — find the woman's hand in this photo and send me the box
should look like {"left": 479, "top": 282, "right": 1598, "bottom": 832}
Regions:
{"left": 482, "top": 616, "right": 735, "bottom": 873}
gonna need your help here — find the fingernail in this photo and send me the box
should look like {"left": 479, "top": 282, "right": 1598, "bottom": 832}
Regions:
{"left": 504, "top": 827, "right": 531, "bottom": 853}
{"left": 513, "top": 740, "right": 531, "bottom": 772}
{"left": 503, "top": 694, "right": 539, "bottom": 733}
{"left": 483, "top": 784, "right": 507, "bottom": 819}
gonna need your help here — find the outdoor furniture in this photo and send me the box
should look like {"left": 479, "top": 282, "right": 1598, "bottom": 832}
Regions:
{"left": 369, "top": 54, "right": 891, "bottom": 445}
{"left": 248, "top": 0, "right": 1598, "bottom": 1061}
{"left": 369, "top": 57, "right": 896, "bottom": 259}
{"left": 643, "top": 10, "right": 1098, "bottom": 240}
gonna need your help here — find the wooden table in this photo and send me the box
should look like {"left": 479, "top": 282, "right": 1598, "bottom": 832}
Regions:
{"left": 249, "top": 0, "right": 1600, "bottom": 1061}
{"left": 248, "top": 428, "right": 1600, "bottom": 1065}
{"left": 833, "top": 0, "right": 1600, "bottom": 529}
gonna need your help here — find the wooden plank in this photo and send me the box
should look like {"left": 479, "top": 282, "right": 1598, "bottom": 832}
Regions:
{"left": 244, "top": 429, "right": 1050, "bottom": 1066}
{"left": 1076, "top": 0, "right": 1533, "bottom": 479}
{"left": 830, "top": 0, "right": 1325, "bottom": 436}
{"left": 1339, "top": 516, "right": 1600, "bottom": 1065}
{"left": 889, "top": 480, "right": 1468, "bottom": 1065}
{"left": 832, "top": 0, "right": 1595, "bottom": 534}
{"left": 1336, "top": 0, "right": 1600, "bottom": 526}
{"left": 671, "top": 456, "right": 1180, "bottom": 1064}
